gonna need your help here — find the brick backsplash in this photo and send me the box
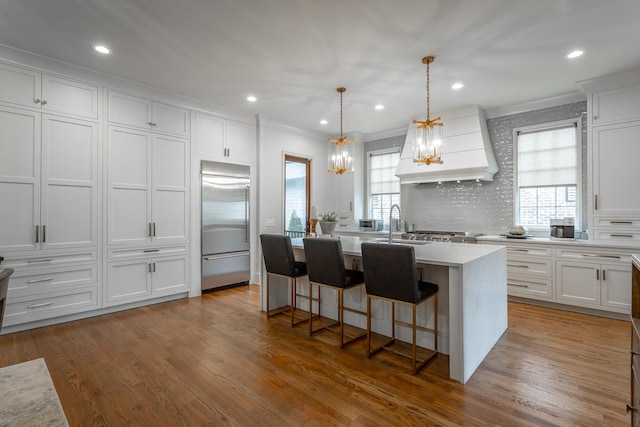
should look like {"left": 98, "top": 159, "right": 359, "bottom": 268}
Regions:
{"left": 366, "top": 101, "right": 588, "bottom": 236}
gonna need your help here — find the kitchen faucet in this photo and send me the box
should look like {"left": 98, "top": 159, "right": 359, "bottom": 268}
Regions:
{"left": 388, "top": 204, "right": 400, "bottom": 244}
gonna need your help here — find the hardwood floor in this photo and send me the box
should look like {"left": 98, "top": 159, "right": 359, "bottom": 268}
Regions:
{"left": 0, "top": 285, "right": 631, "bottom": 426}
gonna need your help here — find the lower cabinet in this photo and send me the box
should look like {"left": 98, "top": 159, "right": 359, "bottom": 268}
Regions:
{"left": 106, "top": 255, "right": 188, "bottom": 305}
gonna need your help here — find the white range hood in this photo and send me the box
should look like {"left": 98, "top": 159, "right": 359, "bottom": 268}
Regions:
{"left": 395, "top": 105, "right": 498, "bottom": 184}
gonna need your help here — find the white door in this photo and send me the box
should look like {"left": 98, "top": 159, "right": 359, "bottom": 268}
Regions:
{"left": 556, "top": 261, "right": 600, "bottom": 306}
{"left": 107, "top": 91, "right": 151, "bottom": 129}
{"left": 152, "top": 102, "right": 189, "bottom": 136}
{"left": 41, "top": 74, "right": 99, "bottom": 119}
{"left": 41, "top": 115, "right": 98, "bottom": 249}
{"left": 151, "top": 135, "right": 188, "bottom": 244}
{"left": 107, "top": 127, "right": 152, "bottom": 245}
{"left": 194, "top": 112, "right": 225, "bottom": 158}
{"left": 152, "top": 256, "right": 188, "bottom": 296}
{"left": 226, "top": 120, "right": 255, "bottom": 163}
{"left": 0, "top": 106, "right": 41, "bottom": 252}
{"left": 0, "top": 62, "right": 41, "bottom": 109}
{"left": 601, "top": 263, "right": 632, "bottom": 310}
{"left": 106, "top": 259, "right": 152, "bottom": 304}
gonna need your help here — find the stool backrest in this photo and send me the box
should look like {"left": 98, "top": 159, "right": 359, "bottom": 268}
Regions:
{"left": 303, "top": 238, "right": 347, "bottom": 288}
{"left": 260, "top": 234, "right": 298, "bottom": 276}
{"left": 0, "top": 268, "right": 14, "bottom": 330}
{"left": 361, "top": 243, "right": 419, "bottom": 303}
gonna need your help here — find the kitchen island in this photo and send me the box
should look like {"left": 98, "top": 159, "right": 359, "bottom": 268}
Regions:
{"left": 289, "top": 236, "right": 507, "bottom": 384}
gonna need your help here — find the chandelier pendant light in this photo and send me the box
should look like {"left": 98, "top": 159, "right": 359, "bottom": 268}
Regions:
{"left": 328, "top": 87, "right": 355, "bottom": 174}
{"left": 413, "top": 55, "right": 444, "bottom": 165}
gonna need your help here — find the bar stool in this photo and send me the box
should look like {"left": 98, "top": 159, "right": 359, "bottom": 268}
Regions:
{"left": 303, "top": 237, "right": 366, "bottom": 347}
{"left": 360, "top": 242, "right": 438, "bottom": 375}
{"left": 260, "top": 234, "right": 309, "bottom": 327}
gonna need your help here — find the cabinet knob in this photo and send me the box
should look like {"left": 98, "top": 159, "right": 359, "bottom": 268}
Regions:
{"left": 34, "top": 98, "right": 41, "bottom": 104}
{"left": 41, "top": 100, "right": 47, "bottom": 105}
{"left": 593, "top": 115, "right": 598, "bottom": 120}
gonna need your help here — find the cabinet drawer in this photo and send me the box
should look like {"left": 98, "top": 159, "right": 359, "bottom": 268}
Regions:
{"left": 507, "top": 258, "right": 553, "bottom": 278}
{"left": 506, "top": 245, "right": 553, "bottom": 258}
{"left": 594, "top": 218, "right": 640, "bottom": 229}
{"left": 8, "top": 264, "right": 98, "bottom": 298}
{"left": 3, "top": 286, "right": 99, "bottom": 327}
{"left": 507, "top": 278, "right": 553, "bottom": 299}
{"left": 107, "top": 245, "right": 189, "bottom": 260}
{"left": 592, "top": 228, "right": 640, "bottom": 243}
{"left": 555, "top": 248, "right": 631, "bottom": 263}
{"left": 0, "top": 251, "right": 98, "bottom": 268}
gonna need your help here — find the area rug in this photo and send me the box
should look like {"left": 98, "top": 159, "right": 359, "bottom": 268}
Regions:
{"left": 0, "top": 358, "right": 69, "bottom": 426}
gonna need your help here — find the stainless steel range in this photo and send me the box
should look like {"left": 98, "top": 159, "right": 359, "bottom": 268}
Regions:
{"left": 401, "top": 230, "right": 483, "bottom": 244}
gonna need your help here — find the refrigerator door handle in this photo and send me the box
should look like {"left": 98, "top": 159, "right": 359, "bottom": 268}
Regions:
{"left": 204, "top": 253, "right": 249, "bottom": 261}
{"left": 245, "top": 185, "right": 250, "bottom": 243}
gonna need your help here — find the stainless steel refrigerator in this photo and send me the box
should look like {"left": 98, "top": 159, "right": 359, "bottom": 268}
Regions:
{"left": 201, "top": 160, "right": 250, "bottom": 291}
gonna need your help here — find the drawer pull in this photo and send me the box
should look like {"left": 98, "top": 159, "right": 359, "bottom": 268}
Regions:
{"left": 508, "top": 283, "right": 529, "bottom": 288}
{"left": 610, "top": 221, "right": 633, "bottom": 224}
{"left": 27, "top": 277, "right": 53, "bottom": 283}
{"left": 27, "top": 258, "right": 54, "bottom": 263}
{"left": 143, "top": 249, "right": 160, "bottom": 253}
{"left": 509, "top": 249, "right": 529, "bottom": 252}
{"left": 27, "top": 302, "right": 53, "bottom": 309}
{"left": 507, "top": 264, "right": 529, "bottom": 269}
{"left": 581, "top": 253, "right": 621, "bottom": 259}
{"left": 611, "top": 234, "right": 633, "bottom": 238}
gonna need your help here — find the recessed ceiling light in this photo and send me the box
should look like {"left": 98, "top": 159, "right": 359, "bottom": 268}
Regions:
{"left": 320, "top": 119, "right": 328, "bottom": 125}
{"left": 246, "top": 95, "right": 257, "bottom": 102}
{"left": 374, "top": 104, "right": 384, "bottom": 110}
{"left": 93, "top": 45, "right": 110, "bottom": 54}
{"left": 451, "top": 82, "right": 464, "bottom": 90}
{"left": 566, "top": 50, "right": 584, "bottom": 59}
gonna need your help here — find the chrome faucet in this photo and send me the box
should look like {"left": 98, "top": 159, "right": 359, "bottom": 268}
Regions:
{"left": 388, "top": 204, "right": 400, "bottom": 244}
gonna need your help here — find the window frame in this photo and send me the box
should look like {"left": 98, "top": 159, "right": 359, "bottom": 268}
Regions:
{"left": 366, "top": 147, "right": 401, "bottom": 226}
{"left": 513, "top": 118, "right": 582, "bottom": 232}
{"left": 283, "top": 154, "right": 311, "bottom": 237}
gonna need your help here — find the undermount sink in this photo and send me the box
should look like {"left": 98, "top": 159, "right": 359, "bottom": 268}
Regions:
{"left": 374, "top": 238, "right": 432, "bottom": 246}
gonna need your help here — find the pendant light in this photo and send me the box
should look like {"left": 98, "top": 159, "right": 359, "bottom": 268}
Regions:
{"left": 328, "top": 87, "right": 354, "bottom": 174}
{"left": 413, "top": 56, "right": 444, "bottom": 165}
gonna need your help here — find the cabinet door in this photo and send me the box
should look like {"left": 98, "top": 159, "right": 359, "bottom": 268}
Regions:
{"left": 106, "top": 259, "right": 152, "bottom": 305}
{"left": 152, "top": 256, "right": 188, "bottom": 296}
{"left": 107, "top": 91, "right": 152, "bottom": 129}
{"left": 335, "top": 173, "right": 354, "bottom": 213}
{"left": 41, "top": 115, "right": 98, "bottom": 249}
{"left": 42, "top": 75, "right": 99, "bottom": 119}
{"left": 0, "top": 62, "right": 41, "bottom": 108}
{"left": 107, "top": 127, "right": 151, "bottom": 245}
{"left": 592, "top": 121, "right": 640, "bottom": 216}
{"left": 592, "top": 85, "right": 640, "bottom": 125}
{"left": 194, "top": 112, "right": 225, "bottom": 158}
{"left": 152, "top": 102, "right": 189, "bottom": 136}
{"left": 226, "top": 120, "right": 255, "bottom": 163}
{"left": 556, "top": 261, "right": 600, "bottom": 306}
{"left": 151, "top": 135, "right": 188, "bottom": 244}
{"left": 601, "top": 263, "right": 632, "bottom": 310}
{"left": 0, "top": 106, "right": 41, "bottom": 252}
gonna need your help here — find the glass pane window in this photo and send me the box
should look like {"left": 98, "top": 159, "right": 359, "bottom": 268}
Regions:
{"left": 368, "top": 150, "right": 400, "bottom": 227}
{"left": 285, "top": 156, "right": 310, "bottom": 238}
{"left": 515, "top": 121, "right": 580, "bottom": 229}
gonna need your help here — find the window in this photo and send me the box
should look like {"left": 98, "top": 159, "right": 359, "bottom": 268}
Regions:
{"left": 515, "top": 121, "right": 580, "bottom": 229}
{"left": 368, "top": 150, "right": 400, "bottom": 228}
{"left": 284, "top": 155, "right": 310, "bottom": 238}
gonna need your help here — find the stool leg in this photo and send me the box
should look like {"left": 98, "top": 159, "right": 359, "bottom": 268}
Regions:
{"left": 338, "top": 288, "right": 344, "bottom": 347}
{"left": 308, "top": 282, "right": 314, "bottom": 335}
{"left": 265, "top": 273, "right": 270, "bottom": 319}
{"left": 412, "top": 304, "right": 417, "bottom": 375}
{"left": 290, "top": 277, "right": 296, "bottom": 327}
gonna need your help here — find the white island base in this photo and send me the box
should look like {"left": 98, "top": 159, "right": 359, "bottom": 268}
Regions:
{"left": 266, "top": 236, "right": 507, "bottom": 384}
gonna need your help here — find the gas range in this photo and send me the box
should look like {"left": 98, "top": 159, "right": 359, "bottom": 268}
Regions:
{"left": 401, "top": 230, "right": 483, "bottom": 244}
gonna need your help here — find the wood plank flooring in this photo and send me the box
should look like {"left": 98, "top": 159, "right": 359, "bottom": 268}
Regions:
{"left": 0, "top": 284, "right": 631, "bottom": 426}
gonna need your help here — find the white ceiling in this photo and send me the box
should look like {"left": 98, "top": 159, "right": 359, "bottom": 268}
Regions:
{"left": 0, "top": 0, "right": 639, "bottom": 136}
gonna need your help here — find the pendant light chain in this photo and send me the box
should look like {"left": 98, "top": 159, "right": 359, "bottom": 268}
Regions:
{"left": 340, "top": 89, "right": 344, "bottom": 138}
{"left": 426, "top": 59, "right": 431, "bottom": 122}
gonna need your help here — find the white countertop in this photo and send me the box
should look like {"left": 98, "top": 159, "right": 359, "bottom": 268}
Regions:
{"left": 478, "top": 235, "right": 640, "bottom": 250}
{"left": 293, "top": 235, "right": 505, "bottom": 267}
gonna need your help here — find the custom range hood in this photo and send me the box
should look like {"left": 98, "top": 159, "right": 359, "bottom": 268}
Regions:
{"left": 395, "top": 105, "right": 498, "bottom": 184}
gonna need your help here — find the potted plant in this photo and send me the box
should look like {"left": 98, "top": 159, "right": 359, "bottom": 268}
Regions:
{"left": 318, "top": 212, "right": 338, "bottom": 235}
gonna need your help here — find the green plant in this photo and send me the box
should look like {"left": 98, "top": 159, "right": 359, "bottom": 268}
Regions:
{"left": 319, "top": 212, "right": 337, "bottom": 222}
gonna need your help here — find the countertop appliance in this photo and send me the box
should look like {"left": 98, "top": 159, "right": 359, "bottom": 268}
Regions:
{"left": 359, "top": 219, "right": 382, "bottom": 231}
{"left": 401, "top": 230, "right": 483, "bottom": 244}
{"left": 201, "top": 161, "right": 250, "bottom": 291}
{"left": 550, "top": 218, "right": 575, "bottom": 239}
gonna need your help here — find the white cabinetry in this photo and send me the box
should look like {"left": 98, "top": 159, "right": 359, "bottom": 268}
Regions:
{"left": 0, "top": 62, "right": 99, "bottom": 119}
{"left": 555, "top": 248, "right": 632, "bottom": 313}
{"left": 504, "top": 245, "right": 554, "bottom": 300}
{"left": 580, "top": 70, "right": 640, "bottom": 245}
{"left": 107, "top": 91, "right": 189, "bottom": 137}
{"left": 193, "top": 112, "right": 255, "bottom": 164}
{"left": 0, "top": 107, "right": 99, "bottom": 252}
{"left": 107, "top": 126, "right": 188, "bottom": 246}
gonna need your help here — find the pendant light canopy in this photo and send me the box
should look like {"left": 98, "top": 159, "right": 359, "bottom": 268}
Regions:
{"left": 413, "top": 56, "right": 444, "bottom": 165}
{"left": 328, "top": 87, "right": 354, "bottom": 174}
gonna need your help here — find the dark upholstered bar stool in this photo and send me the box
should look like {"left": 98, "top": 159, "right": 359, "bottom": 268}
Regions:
{"left": 260, "top": 234, "right": 309, "bottom": 327}
{"left": 361, "top": 242, "right": 438, "bottom": 375}
{"left": 0, "top": 268, "right": 14, "bottom": 330}
{"left": 303, "top": 238, "right": 366, "bottom": 347}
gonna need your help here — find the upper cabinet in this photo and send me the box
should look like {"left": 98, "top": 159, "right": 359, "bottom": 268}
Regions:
{"left": 193, "top": 111, "right": 255, "bottom": 164}
{"left": 0, "top": 62, "right": 99, "bottom": 120}
{"left": 108, "top": 91, "right": 189, "bottom": 137}
{"left": 579, "top": 68, "right": 640, "bottom": 246}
